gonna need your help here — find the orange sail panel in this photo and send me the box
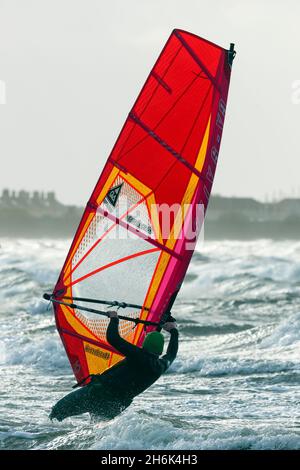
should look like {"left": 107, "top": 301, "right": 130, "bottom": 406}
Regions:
{"left": 52, "top": 29, "right": 235, "bottom": 383}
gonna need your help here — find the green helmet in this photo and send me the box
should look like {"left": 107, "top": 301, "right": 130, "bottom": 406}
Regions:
{"left": 142, "top": 331, "right": 164, "bottom": 355}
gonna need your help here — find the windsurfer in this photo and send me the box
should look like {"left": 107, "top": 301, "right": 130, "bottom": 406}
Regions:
{"left": 49, "top": 312, "right": 178, "bottom": 421}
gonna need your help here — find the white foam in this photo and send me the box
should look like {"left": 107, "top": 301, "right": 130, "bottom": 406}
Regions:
{"left": 1, "top": 238, "right": 300, "bottom": 450}
{"left": 182, "top": 239, "right": 300, "bottom": 298}
{"left": 0, "top": 238, "right": 69, "bottom": 287}
{"left": 172, "top": 356, "right": 297, "bottom": 376}
{"left": 91, "top": 410, "right": 192, "bottom": 450}
{"left": 2, "top": 335, "right": 69, "bottom": 371}
{"left": 91, "top": 409, "right": 300, "bottom": 450}
{"left": 260, "top": 312, "right": 300, "bottom": 348}
{"left": 28, "top": 298, "right": 51, "bottom": 315}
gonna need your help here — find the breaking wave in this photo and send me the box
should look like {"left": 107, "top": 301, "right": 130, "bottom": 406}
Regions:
{"left": 1, "top": 238, "right": 300, "bottom": 450}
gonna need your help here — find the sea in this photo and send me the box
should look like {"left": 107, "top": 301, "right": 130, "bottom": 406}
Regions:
{"left": 0, "top": 238, "right": 300, "bottom": 450}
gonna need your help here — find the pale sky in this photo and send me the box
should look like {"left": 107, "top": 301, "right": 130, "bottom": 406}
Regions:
{"left": 0, "top": 0, "right": 299, "bottom": 205}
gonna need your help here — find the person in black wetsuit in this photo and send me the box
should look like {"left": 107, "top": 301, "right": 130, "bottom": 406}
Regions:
{"left": 49, "top": 311, "right": 178, "bottom": 421}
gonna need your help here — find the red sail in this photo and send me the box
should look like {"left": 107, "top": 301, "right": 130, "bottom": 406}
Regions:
{"left": 52, "top": 29, "right": 235, "bottom": 383}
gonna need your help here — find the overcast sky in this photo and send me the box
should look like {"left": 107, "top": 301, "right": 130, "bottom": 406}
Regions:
{"left": 0, "top": 0, "right": 299, "bottom": 205}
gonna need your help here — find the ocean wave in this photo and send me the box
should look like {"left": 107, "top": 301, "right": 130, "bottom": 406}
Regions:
{"left": 171, "top": 356, "right": 298, "bottom": 376}
{"left": 0, "top": 335, "right": 69, "bottom": 371}
{"left": 91, "top": 410, "right": 192, "bottom": 450}
{"left": 1, "top": 238, "right": 300, "bottom": 450}
{"left": 198, "top": 428, "right": 300, "bottom": 450}
{"left": 179, "top": 323, "right": 253, "bottom": 337}
{"left": 260, "top": 312, "right": 300, "bottom": 348}
{"left": 91, "top": 409, "right": 300, "bottom": 450}
{"left": 185, "top": 241, "right": 300, "bottom": 295}
{"left": 172, "top": 311, "right": 300, "bottom": 375}
{"left": 0, "top": 238, "right": 67, "bottom": 287}
{"left": 28, "top": 298, "right": 52, "bottom": 315}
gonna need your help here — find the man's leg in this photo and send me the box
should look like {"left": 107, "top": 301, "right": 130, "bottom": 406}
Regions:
{"left": 49, "top": 377, "right": 133, "bottom": 422}
{"left": 49, "top": 385, "right": 92, "bottom": 421}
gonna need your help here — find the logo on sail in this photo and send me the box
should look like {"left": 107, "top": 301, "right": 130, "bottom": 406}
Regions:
{"left": 105, "top": 183, "right": 123, "bottom": 207}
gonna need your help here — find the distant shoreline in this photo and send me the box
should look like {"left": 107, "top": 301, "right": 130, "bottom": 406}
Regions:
{"left": 0, "top": 191, "right": 299, "bottom": 240}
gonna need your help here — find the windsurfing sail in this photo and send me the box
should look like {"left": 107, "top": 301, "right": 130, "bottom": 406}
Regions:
{"left": 46, "top": 29, "right": 235, "bottom": 383}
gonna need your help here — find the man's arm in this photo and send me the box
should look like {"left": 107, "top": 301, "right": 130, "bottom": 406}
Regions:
{"left": 159, "top": 322, "right": 179, "bottom": 373}
{"left": 106, "top": 314, "right": 145, "bottom": 359}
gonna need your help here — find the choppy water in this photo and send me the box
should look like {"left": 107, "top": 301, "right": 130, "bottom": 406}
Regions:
{"left": 0, "top": 238, "right": 300, "bottom": 450}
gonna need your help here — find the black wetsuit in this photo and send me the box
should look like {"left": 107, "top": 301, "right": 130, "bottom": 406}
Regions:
{"left": 50, "top": 317, "right": 178, "bottom": 421}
